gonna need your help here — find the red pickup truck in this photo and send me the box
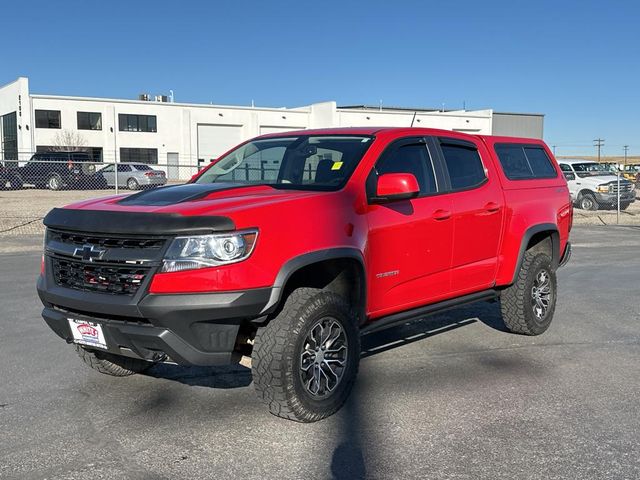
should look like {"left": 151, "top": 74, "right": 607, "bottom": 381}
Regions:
{"left": 38, "top": 127, "right": 572, "bottom": 422}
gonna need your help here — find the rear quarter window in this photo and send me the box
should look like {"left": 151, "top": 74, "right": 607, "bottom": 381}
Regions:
{"left": 494, "top": 144, "right": 557, "bottom": 180}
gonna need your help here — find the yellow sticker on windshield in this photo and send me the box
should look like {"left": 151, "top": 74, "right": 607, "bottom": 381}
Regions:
{"left": 331, "top": 161, "right": 344, "bottom": 170}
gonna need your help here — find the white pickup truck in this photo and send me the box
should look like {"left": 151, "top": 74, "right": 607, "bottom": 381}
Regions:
{"left": 558, "top": 159, "right": 636, "bottom": 210}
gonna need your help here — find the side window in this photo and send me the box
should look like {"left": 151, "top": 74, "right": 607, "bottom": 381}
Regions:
{"left": 117, "top": 164, "right": 132, "bottom": 172}
{"left": 494, "top": 144, "right": 557, "bottom": 180}
{"left": 440, "top": 140, "right": 486, "bottom": 190}
{"left": 375, "top": 143, "right": 436, "bottom": 194}
{"left": 559, "top": 163, "right": 572, "bottom": 172}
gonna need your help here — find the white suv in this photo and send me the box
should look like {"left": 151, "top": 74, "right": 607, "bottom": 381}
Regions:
{"left": 559, "top": 159, "right": 636, "bottom": 210}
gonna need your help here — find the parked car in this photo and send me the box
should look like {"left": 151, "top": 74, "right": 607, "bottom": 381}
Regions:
{"left": 618, "top": 164, "right": 640, "bottom": 184}
{"left": 38, "top": 128, "right": 572, "bottom": 422}
{"left": 97, "top": 163, "right": 167, "bottom": 190}
{"left": 559, "top": 159, "right": 636, "bottom": 210}
{"left": 0, "top": 164, "right": 23, "bottom": 190}
{"left": 17, "top": 151, "right": 106, "bottom": 190}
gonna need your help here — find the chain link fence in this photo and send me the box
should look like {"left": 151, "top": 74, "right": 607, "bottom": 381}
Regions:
{"left": 2, "top": 151, "right": 640, "bottom": 239}
{"left": 0, "top": 151, "right": 202, "bottom": 237}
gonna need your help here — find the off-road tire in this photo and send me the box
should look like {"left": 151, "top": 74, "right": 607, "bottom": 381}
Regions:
{"left": 127, "top": 178, "right": 139, "bottom": 190}
{"left": 75, "top": 345, "right": 152, "bottom": 376}
{"left": 579, "top": 193, "right": 598, "bottom": 211}
{"left": 252, "top": 287, "right": 360, "bottom": 422}
{"left": 500, "top": 251, "right": 557, "bottom": 336}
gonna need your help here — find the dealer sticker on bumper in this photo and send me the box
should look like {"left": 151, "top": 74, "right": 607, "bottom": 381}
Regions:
{"left": 68, "top": 319, "right": 108, "bottom": 350}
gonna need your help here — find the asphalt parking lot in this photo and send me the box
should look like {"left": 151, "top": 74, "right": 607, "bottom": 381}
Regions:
{"left": 1, "top": 226, "right": 639, "bottom": 480}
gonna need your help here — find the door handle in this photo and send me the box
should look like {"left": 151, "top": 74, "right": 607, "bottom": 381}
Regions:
{"left": 484, "top": 202, "right": 501, "bottom": 213}
{"left": 432, "top": 209, "right": 451, "bottom": 220}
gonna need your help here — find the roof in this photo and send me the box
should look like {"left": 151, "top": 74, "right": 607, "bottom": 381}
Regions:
{"left": 255, "top": 126, "right": 479, "bottom": 139}
{"left": 339, "top": 104, "right": 544, "bottom": 117}
{"left": 557, "top": 158, "right": 601, "bottom": 165}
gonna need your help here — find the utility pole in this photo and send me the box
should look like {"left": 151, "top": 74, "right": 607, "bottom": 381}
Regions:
{"left": 552, "top": 145, "right": 557, "bottom": 156}
{"left": 593, "top": 138, "right": 605, "bottom": 163}
{"left": 623, "top": 145, "right": 629, "bottom": 166}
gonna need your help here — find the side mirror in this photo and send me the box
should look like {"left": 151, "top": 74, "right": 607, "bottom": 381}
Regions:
{"left": 563, "top": 172, "right": 575, "bottom": 181}
{"left": 373, "top": 173, "right": 420, "bottom": 203}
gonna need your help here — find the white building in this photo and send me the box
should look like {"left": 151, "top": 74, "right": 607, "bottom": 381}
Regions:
{"left": 0, "top": 77, "right": 543, "bottom": 178}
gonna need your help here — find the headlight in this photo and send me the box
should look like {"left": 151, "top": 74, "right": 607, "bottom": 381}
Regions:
{"left": 595, "top": 185, "right": 609, "bottom": 193}
{"left": 161, "top": 230, "right": 258, "bottom": 273}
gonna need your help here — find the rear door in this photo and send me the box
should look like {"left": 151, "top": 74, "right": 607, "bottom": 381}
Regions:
{"left": 435, "top": 136, "right": 505, "bottom": 294}
{"left": 366, "top": 137, "right": 454, "bottom": 317}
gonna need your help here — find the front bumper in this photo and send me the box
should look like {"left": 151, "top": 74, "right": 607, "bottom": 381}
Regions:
{"left": 37, "top": 275, "right": 272, "bottom": 365}
{"left": 594, "top": 192, "right": 636, "bottom": 204}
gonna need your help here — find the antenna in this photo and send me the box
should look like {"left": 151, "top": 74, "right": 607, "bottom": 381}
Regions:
{"left": 410, "top": 111, "right": 417, "bottom": 127}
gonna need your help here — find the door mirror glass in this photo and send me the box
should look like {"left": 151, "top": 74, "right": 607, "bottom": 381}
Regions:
{"left": 373, "top": 173, "right": 420, "bottom": 203}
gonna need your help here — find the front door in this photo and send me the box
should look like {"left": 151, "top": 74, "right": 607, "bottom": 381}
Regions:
{"left": 366, "top": 138, "right": 453, "bottom": 318}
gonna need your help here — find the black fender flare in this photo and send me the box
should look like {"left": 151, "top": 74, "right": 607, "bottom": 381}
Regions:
{"left": 510, "top": 223, "right": 560, "bottom": 284}
{"left": 260, "top": 248, "right": 366, "bottom": 317}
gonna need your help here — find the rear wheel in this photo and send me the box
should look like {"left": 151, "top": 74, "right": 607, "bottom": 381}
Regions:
{"left": 127, "top": 178, "right": 139, "bottom": 190}
{"left": 75, "top": 345, "right": 152, "bottom": 376}
{"left": 500, "top": 251, "right": 557, "bottom": 335}
{"left": 252, "top": 287, "right": 360, "bottom": 422}
{"left": 579, "top": 193, "right": 598, "bottom": 211}
{"left": 47, "top": 173, "right": 63, "bottom": 191}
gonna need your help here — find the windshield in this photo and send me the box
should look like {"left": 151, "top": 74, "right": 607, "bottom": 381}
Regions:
{"left": 571, "top": 162, "right": 613, "bottom": 178}
{"left": 195, "top": 135, "right": 374, "bottom": 190}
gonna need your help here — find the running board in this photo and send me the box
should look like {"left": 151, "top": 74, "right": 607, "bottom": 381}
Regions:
{"left": 361, "top": 289, "right": 498, "bottom": 336}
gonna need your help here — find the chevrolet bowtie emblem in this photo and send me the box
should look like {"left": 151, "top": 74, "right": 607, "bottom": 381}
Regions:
{"left": 73, "top": 244, "right": 106, "bottom": 262}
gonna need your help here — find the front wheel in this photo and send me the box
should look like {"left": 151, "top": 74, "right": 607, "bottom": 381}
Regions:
{"left": 75, "top": 345, "right": 152, "bottom": 376}
{"left": 500, "top": 251, "right": 557, "bottom": 335}
{"left": 579, "top": 193, "right": 598, "bottom": 211}
{"left": 252, "top": 288, "right": 360, "bottom": 422}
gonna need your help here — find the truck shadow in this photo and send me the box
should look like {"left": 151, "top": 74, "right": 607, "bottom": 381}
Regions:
{"left": 145, "top": 362, "right": 253, "bottom": 389}
{"left": 361, "top": 299, "right": 506, "bottom": 358}
{"left": 144, "top": 299, "right": 506, "bottom": 390}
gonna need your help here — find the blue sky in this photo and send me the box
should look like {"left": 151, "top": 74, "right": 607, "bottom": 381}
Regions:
{"left": 1, "top": 0, "right": 639, "bottom": 156}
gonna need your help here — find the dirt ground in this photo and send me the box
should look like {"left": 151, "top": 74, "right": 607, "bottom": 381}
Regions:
{"left": 1, "top": 186, "right": 639, "bottom": 237}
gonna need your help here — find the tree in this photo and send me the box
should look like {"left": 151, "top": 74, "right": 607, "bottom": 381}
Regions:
{"left": 51, "top": 130, "right": 87, "bottom": 152}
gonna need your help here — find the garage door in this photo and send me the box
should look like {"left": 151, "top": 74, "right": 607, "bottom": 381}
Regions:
{"left": 197, "top": 124, "right": 244, "bottom": 162}
{"left": 259, "top": 126, "right": 305, "bottom": 135}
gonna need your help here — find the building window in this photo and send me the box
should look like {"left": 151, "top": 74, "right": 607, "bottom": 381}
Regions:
{"left": 1, "top": 111, "right": 18, "bottom": 162}
{"left": 120, "top": 148, "right": 158, "bottom": 164}
{"left": 118, "top": 114, "right": 157, "bottom": 132}
{"left": 77, "top": 112, "right": 102, "bottom": 130}
{"left": 35, "top": 110, "right": 61, "bottom": 129}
